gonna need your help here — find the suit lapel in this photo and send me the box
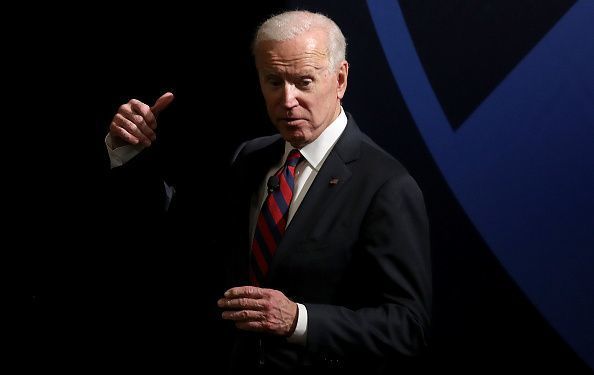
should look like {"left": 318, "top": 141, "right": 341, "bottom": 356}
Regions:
{"left": 231, "top": 138, "right": 284, "bottom": 285}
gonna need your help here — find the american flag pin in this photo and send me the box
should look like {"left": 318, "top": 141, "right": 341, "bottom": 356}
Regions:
{"left": 329, "top": 178, "right": 339, "bottom": 186}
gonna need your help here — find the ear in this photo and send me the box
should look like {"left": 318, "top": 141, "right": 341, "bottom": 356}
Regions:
{"left": 336, "top": 61, "right": 349, "bottom": 100}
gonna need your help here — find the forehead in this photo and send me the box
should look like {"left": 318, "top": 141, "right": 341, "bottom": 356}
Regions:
{"left": 255, "top": 29, "right": 329, "bottom": 73}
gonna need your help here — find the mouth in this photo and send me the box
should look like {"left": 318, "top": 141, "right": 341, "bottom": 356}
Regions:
{"left": 280, "top": 117, "right": 305, "bottom": 127}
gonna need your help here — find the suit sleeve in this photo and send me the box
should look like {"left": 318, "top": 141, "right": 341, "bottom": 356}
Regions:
{"left": 305, "top": 172, "right": 432, "bottom": 359}
{"left": 107, "top": 145, "right": 169, "bottom": 216}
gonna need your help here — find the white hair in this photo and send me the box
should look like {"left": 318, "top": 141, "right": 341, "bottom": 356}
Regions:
{"left": 253, "top": 10, "right": 347, "bottom": 71}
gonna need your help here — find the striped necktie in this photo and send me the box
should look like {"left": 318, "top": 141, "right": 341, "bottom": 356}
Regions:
{"left": 250, "top": 149, "right": 303, "bottom": 286}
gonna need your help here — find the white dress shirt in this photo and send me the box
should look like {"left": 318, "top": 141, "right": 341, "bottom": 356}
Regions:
{"left": 105, "top": 134, "right": 145, "bottom": 168}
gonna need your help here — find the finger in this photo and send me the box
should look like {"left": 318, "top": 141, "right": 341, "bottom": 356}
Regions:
{"left": 114, "top": 113, "right": 152, "bottom": 146}
{"left": 115, "top": 113, "right": 152, "bottom": 145}
{"left": 223, "top": 286, "right": 266, "bottom": 299}
{"left": 151, "top": 92, "right": 174, "bottom": 117}
{"left": 218, "top": 297, "right": 265, "bottom": 310}
{"left": 110, "top": 121, "right": 139, "bottom": 145}
{"left": 131, "top": 113, "right": 156, "bottom": 141}
{"left": 119, "top": 105, "right": 157, "bottom": 140}
{"left": 221, "top": 309, "right": 263, "bottom": 321}
{"left": 130, "top": 99, "right": 158, "bottom": 131}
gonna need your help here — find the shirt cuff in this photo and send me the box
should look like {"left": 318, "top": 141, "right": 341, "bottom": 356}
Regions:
{"left": 286, "top": 303, "right": 307, "bottom": 345}
{"left": 105, "top": 134, "right": 144, "bottom": 168}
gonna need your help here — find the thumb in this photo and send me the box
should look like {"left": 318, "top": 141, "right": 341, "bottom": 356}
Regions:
{"left": 151, "top": 91, "right": 175, "bottom": 116}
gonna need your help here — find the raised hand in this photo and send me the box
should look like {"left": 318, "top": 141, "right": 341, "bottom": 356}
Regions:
{"left": 109, "top": 92, "right": 175, "bottom": 148}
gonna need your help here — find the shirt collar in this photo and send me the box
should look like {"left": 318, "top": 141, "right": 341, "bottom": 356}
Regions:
{"left": 283, "top": 107, "right": 348, "bottom": 171}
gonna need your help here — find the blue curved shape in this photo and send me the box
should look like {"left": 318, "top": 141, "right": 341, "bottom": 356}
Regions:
{"left": 368, "top": 0, "right": 594, "bottom": 368}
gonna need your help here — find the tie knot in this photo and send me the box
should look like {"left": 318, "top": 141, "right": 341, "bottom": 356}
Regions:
{"left": 285, "top": 149, "right": 302, "bottom": 167}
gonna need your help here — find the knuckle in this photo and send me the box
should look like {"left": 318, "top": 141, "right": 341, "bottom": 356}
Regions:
{"left": 125, "top": 121, "right": 137, "bottom": 132}
{"left": 138, "top": 104, "right": 150, "bottom": 116}
{"left": 130, "top": 100, "right": 148, "bottom": 113}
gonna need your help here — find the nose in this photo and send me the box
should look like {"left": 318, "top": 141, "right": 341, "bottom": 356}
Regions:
{"left": 281, "top": 83, "right": 299, "bottom": 109}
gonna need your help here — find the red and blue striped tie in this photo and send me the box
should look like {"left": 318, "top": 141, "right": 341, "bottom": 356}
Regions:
{"left": 250, "top": 149, "right": 302, "bottom": 286}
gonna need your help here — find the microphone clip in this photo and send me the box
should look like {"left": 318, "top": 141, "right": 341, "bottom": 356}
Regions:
{"left": 267, "top": 175, "right": 280, "bottom": 193}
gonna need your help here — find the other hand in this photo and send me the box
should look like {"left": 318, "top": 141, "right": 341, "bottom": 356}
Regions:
{"left": 218, "top": 286, "right": 298, "bottom": 336}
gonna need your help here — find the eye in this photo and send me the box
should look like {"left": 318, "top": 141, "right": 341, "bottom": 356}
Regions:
{"left": 268, "top": 78, "right": 283, "bottom": 87}
{"left": 298, "top": 78, "right": 313, "bottom": 88}
{"left": 264, "top": 74, "right": 283, "bottom": 87}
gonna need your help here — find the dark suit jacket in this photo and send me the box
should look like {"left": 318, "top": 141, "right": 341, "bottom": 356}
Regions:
{"left": 223, "top": 113, "right": 432, "bottom": 373}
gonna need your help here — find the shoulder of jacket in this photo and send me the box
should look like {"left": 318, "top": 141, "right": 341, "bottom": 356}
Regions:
{"left": 231, "top": 134, "right": 282, "bottom": 163}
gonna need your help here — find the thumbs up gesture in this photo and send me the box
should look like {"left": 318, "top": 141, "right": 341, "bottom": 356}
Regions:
{"left": 109, "top": 92, "right": 175, "bottom": 148}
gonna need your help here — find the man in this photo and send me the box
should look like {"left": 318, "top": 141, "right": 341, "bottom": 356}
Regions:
{"left": 107, "top": 10, "right": 431, "bottom": 374}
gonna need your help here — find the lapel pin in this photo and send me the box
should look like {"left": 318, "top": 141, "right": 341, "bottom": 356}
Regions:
{"left": 329, "top": 177, "right": 340, "bottom": 186}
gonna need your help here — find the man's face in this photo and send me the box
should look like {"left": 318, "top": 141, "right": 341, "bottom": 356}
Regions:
{"left": 255, "top": 29, "right": 348, "bottom": 148}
